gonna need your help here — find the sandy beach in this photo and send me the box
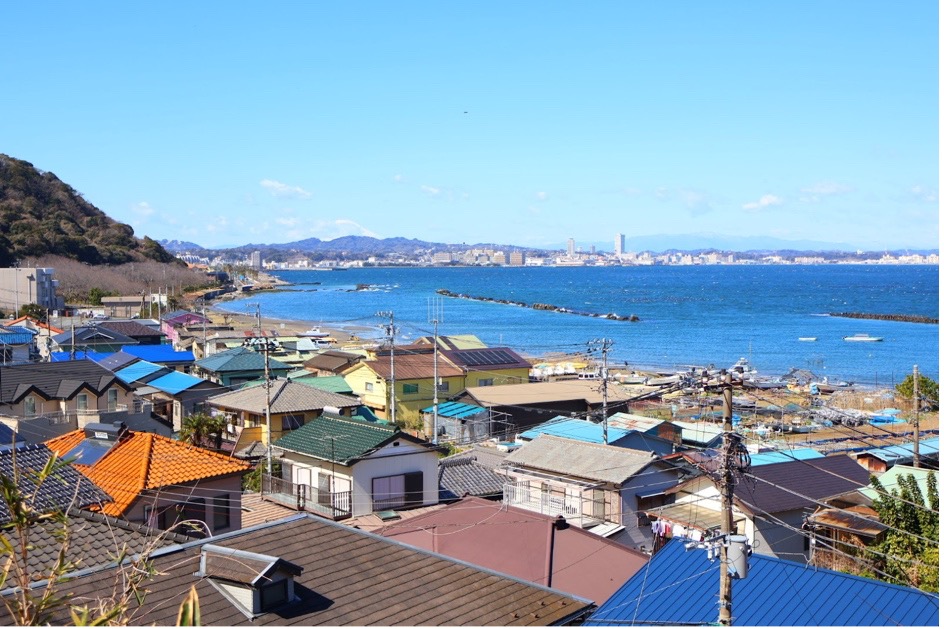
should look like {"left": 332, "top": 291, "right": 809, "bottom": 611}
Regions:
{"left": 203, "top": 309, "right": 373, "bottom": 345}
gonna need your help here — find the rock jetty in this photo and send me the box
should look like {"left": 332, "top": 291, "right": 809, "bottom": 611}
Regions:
{"left": 829, "top": 312, "right": 938, "bottom": 324}
{"left": 435, "top": 289, "right": 640, "bottom": 322}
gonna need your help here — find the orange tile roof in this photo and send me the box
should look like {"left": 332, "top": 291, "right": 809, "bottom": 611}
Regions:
{"left": 46, "top": 430, "right": 250, "bottom": 516}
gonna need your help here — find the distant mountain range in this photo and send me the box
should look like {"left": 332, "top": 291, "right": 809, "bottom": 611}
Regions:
{"left": 160, "top": 233, "right": 937, "bottom": 257}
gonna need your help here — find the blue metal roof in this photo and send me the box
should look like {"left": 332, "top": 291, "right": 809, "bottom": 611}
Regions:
{"left": 50, "top": 350, "right": 113, "bottom": 363}
{"left": 861, "top": 436, "right": 939, "bottom": 463}
{"left": 120, "top": 344, "right": 194, "bottom": 364}
{"left": 0, "top": 327, "right": 36, "bottom": 345}
{"left": 421, "top": 401, "right": 486, "bottom": 419}
{"left": 146, "top": 371, "right": 207, "bottom": 395}
{"left": 750, "top": 448, "right": 825, "bottom": 466}
{"left": 586, "top": 538, "right": 940, "bottom": 626}
{"left": 116, "top": 361, "right": 165, "bottom": 383}
{"left": 519, "top": 416, "right": 630, "bottom": 444}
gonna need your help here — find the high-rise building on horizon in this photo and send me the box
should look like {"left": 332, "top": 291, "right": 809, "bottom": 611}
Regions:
{"left": 615, "top": 233, "right": 625, "bottom": 255}
{"left": 567, "top": 238, "right": 576, "bottom": 258}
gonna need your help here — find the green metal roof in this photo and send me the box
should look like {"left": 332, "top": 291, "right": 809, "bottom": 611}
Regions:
{"left": 273, "top": 414, "right": 400, "bottom": 464}
{"left": 196, "top": 346, "right": 292, "bottom": 373}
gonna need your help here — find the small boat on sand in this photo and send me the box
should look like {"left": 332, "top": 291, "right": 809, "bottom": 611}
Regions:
{"left": 300, "top": 326, "right": 331, "bottom": 338}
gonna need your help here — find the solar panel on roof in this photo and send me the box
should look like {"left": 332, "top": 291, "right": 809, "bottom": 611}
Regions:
{"left": 458, "top": 349, "right": 519, "bottom": 366}
{"left": 63, "top": 439, "right": 115, "bottom": 466}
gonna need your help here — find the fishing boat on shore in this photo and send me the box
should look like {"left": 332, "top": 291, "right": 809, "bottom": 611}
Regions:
{"left": 843, "top": 333, "right": 883, "bottom": 342}
{"left": 300, "top": 326, "right": 331, "bottom": 338}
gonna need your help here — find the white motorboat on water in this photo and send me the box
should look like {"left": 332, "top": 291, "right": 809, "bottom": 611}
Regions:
{"left": 843, "top": 333, "right": 883, "bottom": 342}
{"left": 798, "top": 337, "right": 817, "bottom": 342}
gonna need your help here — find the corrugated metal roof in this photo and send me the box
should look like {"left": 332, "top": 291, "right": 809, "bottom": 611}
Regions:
{"left": 505, "top": 435, "right": 657, "bottom": 485}
{"left": 750, "top": 447, "right": 825, "bottom": 466}
{"left": 116, "top": 360, "right": 166, "bottom": 384}
{"left": 421, "top": 401, "right": 486, "bottom": 418}
{"left": 856, "top": 436, "right": 940, "bottom": 463}
{"left": 147, "top": 371, "right": 208, "bottom": 395}
{"left": 586, "top": 538, "right": 939, "bottom": 626}
{"left": 519, "top": 416, "right": 631, "bottom": 444}
{"left": 859, "top": 465, "right": 939, "bottom": 505}
{"left": 120, "top": 344, "right": 194, "bottom": 364}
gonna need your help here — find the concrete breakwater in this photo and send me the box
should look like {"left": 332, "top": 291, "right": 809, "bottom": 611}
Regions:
{"left": 435, "top": 288, "right": 640, "bottom": 322}
{"left": 829, "top": 312, "right": 938, "bottom": 324}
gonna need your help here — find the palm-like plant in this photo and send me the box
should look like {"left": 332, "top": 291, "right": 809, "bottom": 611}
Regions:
{"left": 178, "top": 412, "right": 227, "bottom": 450}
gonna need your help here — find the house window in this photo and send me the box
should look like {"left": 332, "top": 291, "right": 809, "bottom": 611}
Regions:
{"left": 260, "top": 579, "right": 289, "bottom": 610}
{"left": 281, "top": 414, "right": 304, "bottom": 431}
{"left": 24, "top": 396, "right": 36, "bottom": 417}
{"left": 477, "top": 378, "right": 494, "bottom": 387}
{"left": 212, "top": 494, "right": 231, "bottom": 531}
{"left": 106, "top": 389, "right": 118, "bottom": 412}
{"left": 371, "top": 471, "right": 423, "bottom": 511}
{"left": 365, "top": 382, "right": 374, "bottom": 392}
{"left": 436, "top": 381, "right": 449, "bottom": 393}
{"left": 0, "top": 348, "right": 11, "bottom": 364}
{"left": 402, "top": 383, "right": 419, "bottom": 394}
{"left": 76, "top": 394, "right": 89, "bottom": 412}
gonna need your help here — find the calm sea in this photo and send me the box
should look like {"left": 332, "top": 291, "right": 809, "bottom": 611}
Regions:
{"left": 216, "top": 265, "right": 939, "bottom": 387}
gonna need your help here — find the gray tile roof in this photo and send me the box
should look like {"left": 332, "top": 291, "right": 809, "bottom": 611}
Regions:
{"left": 439, "top": 454, "right": 507, "bottom": 500}
{"left": 20, "top": 514, "right": 595, "bottom": 625}
{"left": 207, "top": 378, "right": 360, "bottom": 414}
{"left": 0, "top": 444, "right": 111, "bottom": 525}
{"left": 15, "top": 508, "right": 190, "bottom": 578}
{"left": 0, "top": 359, "right": 132, "bottom": 404}
{"left": 503, "top": 435, "right": 658, "bottom": 484}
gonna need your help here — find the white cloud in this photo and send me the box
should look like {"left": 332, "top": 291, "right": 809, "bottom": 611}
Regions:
{"left": 420, "top": 185, "right": 442, "bottom": 197}
{"left": 132, "top": 201, "right": 156, "bottom": 217}
{"left": 392, "top": 174, "right": 406, "bottom": 183}
{"left": 799, "top": 181, "right": 851, "bottom": 203}
{"left": 801, "top": 181, "right": 850, "bottom": 196}
{"left": 260, "top": 179, "right": 312, "bottom": 199}
{"left": 535, "top": 191, "right": 548, "bottom": 201}
{"left": 909, "top": 185, "right": 938, "bottom": 203}
{"left": 742, "top": 194, "right": 784, "bottom": 211}
{"left": 276, "top": 217, "right": 299, "bottom": 227}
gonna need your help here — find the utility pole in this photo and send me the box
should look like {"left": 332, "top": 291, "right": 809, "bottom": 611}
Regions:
{"left": 687, "top": 370, "right": 751, "bottom": 625}
{"left": 376, "top": 311, "right": 397, "bottom": 424}
{"left": 429, "top": 298, "right": 443, "bottom": 444}
{"left": 589, "top": 339, "right": 613, "bottom": 443}
{"left": 718, "top": 370, "right": 735, "bottom": 626}
{"left": 913, "top": 364, "right": 921, "bottom": 468}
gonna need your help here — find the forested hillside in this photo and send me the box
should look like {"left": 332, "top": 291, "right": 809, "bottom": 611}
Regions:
{"left": 0, "top": 154, "right": 178, "bottom": 266}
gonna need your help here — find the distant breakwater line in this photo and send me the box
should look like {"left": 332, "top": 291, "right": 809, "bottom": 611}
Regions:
{"left": 435, "top": 289, "right": 641, "bottom": 322}
{"left": 829, "top": 312, "right": 938, "bottom": 324}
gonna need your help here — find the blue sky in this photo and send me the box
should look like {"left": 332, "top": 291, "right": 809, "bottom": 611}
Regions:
{"left": 2, "top": 2, "right": 939, "bottom": 251}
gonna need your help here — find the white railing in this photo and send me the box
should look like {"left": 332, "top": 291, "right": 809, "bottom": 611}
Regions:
{"left": 503, "top": 481, "right": 584, "bottom": 524}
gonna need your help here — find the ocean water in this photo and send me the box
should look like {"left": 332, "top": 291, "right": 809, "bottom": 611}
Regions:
{"left": 216, "top": 265, "right": 939, "bottom": 386}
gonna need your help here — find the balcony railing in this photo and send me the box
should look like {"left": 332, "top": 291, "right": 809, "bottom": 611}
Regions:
{"left": 502, "top": 481, "right": 608, "bottom": 528}
{"left": 261, "top": 473, "right": 352, "bottom": 520}
{"left": 503, "top": 481, "right": 586, "bottom": 524}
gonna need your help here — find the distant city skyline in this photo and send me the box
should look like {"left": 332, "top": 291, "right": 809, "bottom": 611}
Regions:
{"left": 2, "top": 3, "right": 938, "bottom": 251}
